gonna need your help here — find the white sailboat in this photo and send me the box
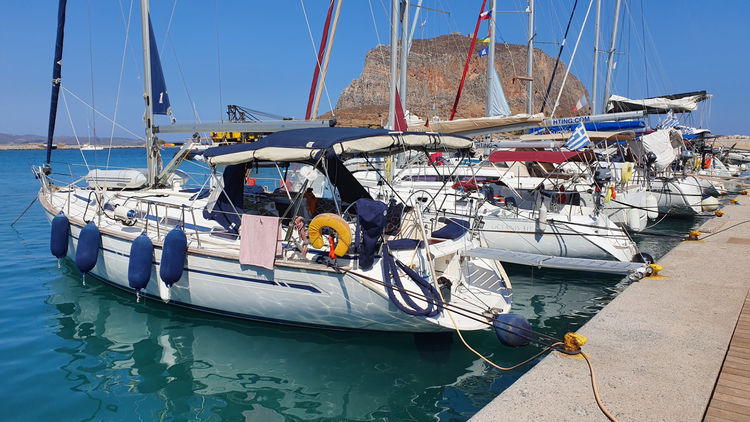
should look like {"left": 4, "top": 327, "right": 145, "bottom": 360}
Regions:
{"left": 35, "top": 0, "right": 516, "bottom": 334}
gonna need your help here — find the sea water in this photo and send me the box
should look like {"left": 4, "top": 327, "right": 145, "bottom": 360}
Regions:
{"left": 0, "top": 149, "right": 706, "bottom": 421}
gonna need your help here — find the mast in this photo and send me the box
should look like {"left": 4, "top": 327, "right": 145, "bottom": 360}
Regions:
{"left": 399, "top": 0, "right": 409, "bottom": 114}
{"left": 387, "top": 0, "right": 399, "bottom": 129}
{"left": 407, "top": 0, "right": 424, "bottom": 56}
{"left": 526, "top": 0, "right": 535, "bottom": 114}
{"left": 305, "top": 0, "right": 336, "bottom": 120}
{"left": 140, "top": 0, "right": 158, "bottom": 186}
{"left": 485, "top": 0, "right": 496, "bottom": 117}
{"left": 44, "top": 0, "right": 68, "bottom": 171}
{"left": 602, "top": 0, "right": 622, "bottom": 113}
{"left": 312, "top": 0, "right": 343, "bottom": 119}
{"left": 591, "top": 0, "right": 601, "bottom": 114}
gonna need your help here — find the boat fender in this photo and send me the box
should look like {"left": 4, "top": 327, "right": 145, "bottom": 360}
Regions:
{"left": 537, "top": 204, "right": 547, "bottom": 223}
{"left": 160, "top": 226, "right": 187, "bottom": 287}
{"left": 308, "top": 213, "right": 351, "bottom": 257}
{"left": 626, "top": 208, "right": 642, "bottom": 231}
{"left": 701, "top": 196, "right": 719, "bottom": 212}
{"left": 645, "top": 194, "right": 659, "bottom": 219}
{"left": 75, "top": 221, "right": 101, "bottom": 274}
{"left": 621, "top": 162, "right": 634, "bottom": 184}
{"left": 604, "top": 184, "right": 614, "bottom": 204}
{"left": 631, "top": 252, "right": 654, "bottom": 264}
{"left": 50, "top": 212, "right": 70, "bottom": 259}
{"left": 492, "top": 313, "right": 532, "bottom": 347}
{"left": 128, "top": 233, "right": 154, "bottom": 291}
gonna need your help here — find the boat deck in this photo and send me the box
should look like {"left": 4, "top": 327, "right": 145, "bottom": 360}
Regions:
{"left": 704, "top": 292, "right": 750, "bottom": 421}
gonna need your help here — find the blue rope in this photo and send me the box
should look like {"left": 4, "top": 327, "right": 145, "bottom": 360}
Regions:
{"left": 380, "top": 244, "right": 443, "bottom": 317}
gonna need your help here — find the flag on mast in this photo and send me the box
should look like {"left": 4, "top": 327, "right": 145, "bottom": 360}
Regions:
{"left": 478, "top": 46, "right": 488, "bottom": 56}
{"left": 565, "top": 123, "right": 590, "bottom": 151}
{"left": 480, "top": 11, "right": 492, "bottom": 20}
{"left": 572, "top": 94, "right": 588, "bottom": 112}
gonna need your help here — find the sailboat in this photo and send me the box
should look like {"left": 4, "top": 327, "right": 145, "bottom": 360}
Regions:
{"left": 35, "top": 0, "right": 517, "bottom": 333}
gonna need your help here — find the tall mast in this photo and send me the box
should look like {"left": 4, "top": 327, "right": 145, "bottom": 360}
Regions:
{"left": 602, "top": 0, "right": 622, "bottom": 113}
{"left": 399, "top": 0, "right": 409, "bottom": 113}
{"left": 526, "top": 0, "right": 535, "bottom": 114}
{"left": 591, "top": 0, "right": 601, "bottom": 114}
{"left": 140, "top": 0, "right": 158, "bottom": 186}
{"left": 485, "top": 0, "right": 496, "bottom": 116}
{"left": 44, "top": 0, "right": 68, "bottom": 171}
{"left": 387, "top": 0, "right": 399, "bottom": 129}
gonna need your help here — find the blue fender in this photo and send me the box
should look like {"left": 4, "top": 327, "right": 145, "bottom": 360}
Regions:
{"left": 50, "top": 212, "right": 70, "bottom": 259}
{"left": 75, "top": 221, "right": 101, "bottom": 274}
{"left": 493, "top": 313, "right": 533, "bottom": 347}
{"left": 160, "top": 227, "right": 187, "bottom": 286}
{"left": 128, "top": 233, "right": 154, "bottom": 290}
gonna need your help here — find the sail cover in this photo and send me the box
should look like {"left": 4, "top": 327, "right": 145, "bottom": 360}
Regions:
{"left": 148, "top": 16, "right": 170, "bottom": 115}
{"left": 606, "top": 91, "right": 710, "bottom": 115}
{"left": 628, "top": 129, "right": 683, "bottom": 172}
{"left": 203, "top": 127, "right": 473, "bottom": 166}
{"left": 488, "top": 66, "right": 511, "bottom": 117}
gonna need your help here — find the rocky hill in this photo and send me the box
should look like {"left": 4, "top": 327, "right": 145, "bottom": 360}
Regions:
{"left": 325, "top": 34, "right": 589, "bottom": 126}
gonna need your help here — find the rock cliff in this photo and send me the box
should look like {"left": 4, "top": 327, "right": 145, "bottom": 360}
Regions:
{"left": 325, "top": 34, "right": 589, "bottom": 127}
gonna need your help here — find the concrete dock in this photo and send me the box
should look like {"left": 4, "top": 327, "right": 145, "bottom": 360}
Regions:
{"left": 472, "top": 197, "right": 750, "bottom": 421}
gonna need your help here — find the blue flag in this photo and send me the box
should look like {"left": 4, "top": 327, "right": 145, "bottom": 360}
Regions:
{"left": 565, "top": 123, "right": 590, "bottom": 151}
{"left": 478, "top": 46, "right": 488, "bottom": 56}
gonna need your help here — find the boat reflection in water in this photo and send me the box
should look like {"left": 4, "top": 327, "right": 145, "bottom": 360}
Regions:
{"left": 45, "top": 260, "right": 544, "bottom": 421}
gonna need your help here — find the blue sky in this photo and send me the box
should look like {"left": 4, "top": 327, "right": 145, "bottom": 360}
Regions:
{"left": 1, "top": 0, "right": 748, "bottom": 142}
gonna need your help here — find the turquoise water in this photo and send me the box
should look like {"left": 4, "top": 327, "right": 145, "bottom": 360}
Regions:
{"left": 1, "top": 149, "right": 705, "bottom": 421}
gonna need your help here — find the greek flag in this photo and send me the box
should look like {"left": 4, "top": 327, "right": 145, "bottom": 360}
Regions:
{"left": 565, "top": 123, "right": 590, "bottom": 151}
{"left": 661, "top": 110, "right": 679, "bottom": 129}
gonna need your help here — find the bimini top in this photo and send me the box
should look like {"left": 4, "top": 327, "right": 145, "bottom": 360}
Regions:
{"left": 488, "top": 149, "right": 595, "bottom": 164}
{"left": 203, "top": 127, "right": 473, "bottom": 166}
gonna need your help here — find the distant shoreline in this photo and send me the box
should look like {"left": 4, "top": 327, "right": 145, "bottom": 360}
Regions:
{"left": 0, "top": 143, "right": 145, "bottom": 151}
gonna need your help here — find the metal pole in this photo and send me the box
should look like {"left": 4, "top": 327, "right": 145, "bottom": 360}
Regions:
{"left": 312, "top": 0, "right": 343, "bottom": 119}
{"left": 407, "top": 0, "right": 424, "bottom": 56}
{"left": 602, "top": 0, "right": 622, "bottom": 114}
{"left": 387, "top": 0, "right": 399, "bottom": 129}
{"left": 526, "top": 0, "right": 535, "bottom": 114}
{"left": 486, "top": 0, "right": 496, "bottom": 117}
{"left": 591, "top": 0, "right": 601, "bottom": 114}
{"left": 399, "top": 0, "right": 409, "bottom": 113}
{"left": 140, "top": 0, "right": 157, "bottom": 186}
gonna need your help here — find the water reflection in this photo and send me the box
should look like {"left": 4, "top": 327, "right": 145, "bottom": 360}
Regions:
{"left": 46, "top": 260, "right": 556, "bottom": 421}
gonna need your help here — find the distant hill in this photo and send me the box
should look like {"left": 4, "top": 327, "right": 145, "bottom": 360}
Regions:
{"left": 322, "top": 34, "right": 589, "bottom": 126}
{"left": 0, "top": 133, "right": 143, "bottom": 146}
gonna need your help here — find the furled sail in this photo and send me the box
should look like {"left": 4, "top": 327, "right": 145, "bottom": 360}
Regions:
{"left": 45, "top": 0, "right": 68, "bottom": 167}
{"left": 487, "top": 66, "right": 511, "bottom": 117}
{"left": 147, "top": 15, "right": 170, "bottom": 115}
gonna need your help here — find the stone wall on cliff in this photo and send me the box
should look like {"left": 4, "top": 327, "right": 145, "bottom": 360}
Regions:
{"left": 326, "top": 33, "right": 589, "bottom": 126}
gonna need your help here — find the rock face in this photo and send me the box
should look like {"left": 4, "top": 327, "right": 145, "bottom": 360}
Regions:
{"left": 327, "top": 34, "right": 589, "bottom": 126}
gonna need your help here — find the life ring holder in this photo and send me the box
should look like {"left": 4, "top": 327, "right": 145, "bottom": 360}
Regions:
{"left": 308, "top": 213, "right": 351, "bottom": 257}
{"left": 620, "top": 162, "right": 634, "bottom": 184}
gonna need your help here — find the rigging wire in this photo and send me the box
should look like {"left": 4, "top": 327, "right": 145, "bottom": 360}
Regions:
{"left": 61, "top": 86, "right": 144, "bottom": 141}
{"left": 215, "top": 0, "right": 224, "bottom": 122}
{"left": 107, "top": 0, "right": 135, "bottom": 169}
{"left": 87, "top": 0, "right": 98, "bottom": 167}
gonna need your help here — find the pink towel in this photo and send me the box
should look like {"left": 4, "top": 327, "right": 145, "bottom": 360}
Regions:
{"left": 239, "top": 214, "right": 282, "bottom": 270}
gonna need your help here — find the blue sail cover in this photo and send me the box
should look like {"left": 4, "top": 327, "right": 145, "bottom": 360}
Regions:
{"left": 148, "top": 15, "right": 170, "bottom": 115}
{"left": 488, "top": 67, "right": 511, "bottom": 117}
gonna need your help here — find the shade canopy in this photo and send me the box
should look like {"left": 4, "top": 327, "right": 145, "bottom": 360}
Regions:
{"left": 203, "top": 127, "right": 473, "bottom": 166}
{"left": 488, "top": 150, "right": 595, "bottom": 164}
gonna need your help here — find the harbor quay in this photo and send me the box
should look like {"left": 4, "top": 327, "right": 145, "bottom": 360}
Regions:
{"left": 472, "top": 196, "right": 750, "bottom": 421}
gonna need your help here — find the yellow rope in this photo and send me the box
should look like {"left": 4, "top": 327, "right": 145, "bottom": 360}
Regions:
{"left": 581, "top": 352, "right": 619, "bottom": 422}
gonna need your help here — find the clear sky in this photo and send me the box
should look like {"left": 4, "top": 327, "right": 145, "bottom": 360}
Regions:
{"left": 1, "top": 0, "right": 748, "bottom": 143}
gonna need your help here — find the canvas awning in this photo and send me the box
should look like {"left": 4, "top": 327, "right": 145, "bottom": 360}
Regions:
{"left": 203, "top": 127, "right": 473, "bottom": 166}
